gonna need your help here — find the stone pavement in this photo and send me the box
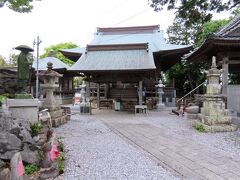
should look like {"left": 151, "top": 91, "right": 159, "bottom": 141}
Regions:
{"left": 94, "top": 109, "right": 240, "bottom": 180}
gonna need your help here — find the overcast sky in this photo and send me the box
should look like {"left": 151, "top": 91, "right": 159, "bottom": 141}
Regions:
{"left": 0, "top": 0, "right": 230, "bottom": 59}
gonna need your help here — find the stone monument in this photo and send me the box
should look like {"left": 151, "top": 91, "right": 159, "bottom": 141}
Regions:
{"left": 80, "top": 81, "right": 91, "bottom": 114}
{"left": 15, "top": 45, "right": 34, "bottom": 94}
{"left": 155, "top": 79, "right": 165, "bottom": 110}
{"left": 7, "top": 45, "right": 40, "bottom": 123}
{"left": 196, "top": 56, "right": 238, "bottom": 132}
{"left": 38, "top": 62, "right": 67, "bottom": 127}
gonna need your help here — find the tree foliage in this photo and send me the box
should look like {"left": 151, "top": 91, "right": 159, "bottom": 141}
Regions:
{"left": 8, "top": 52, "right": 18, "bottom": 66}
{"left": 197, "top": 18, "right": 230, "bottom": 46}
{"left": 167, "top": 16, "right": 230, "bottom": 46}
{"left": 0, "top": 0, "right": 37, "bottom": 13}
{"left": 40, "top": 42, "right": 78, "bottom": 66}
{"left": 0, "top": 55, "right": 7, "bottom": 66}
{"left": 166, "top": 18, "right": 229, "bottom": 97}
{"left": 148, "top": 0, "right": 240, "bottom": 27}
{"left": 165, "top": 61, "right": 208, "bottom": 97}
{"left": 167, "top": 16, "right": 199, "bottom": 45}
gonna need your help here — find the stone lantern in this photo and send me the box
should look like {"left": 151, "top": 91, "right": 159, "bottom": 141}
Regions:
{"left": 197, "top": 56, "right": 237, "bottom": 132}
{"left": 80, "top": 81, "right": 91, "bottom": 114}
{"left": 38, "top": 62, "right": 67, "bottom": 127}
{"left": 80, "top": 81, "right": 87, "bottom": 105}
{"left": 155, "top": 79, "right": 165, "bottom": 110}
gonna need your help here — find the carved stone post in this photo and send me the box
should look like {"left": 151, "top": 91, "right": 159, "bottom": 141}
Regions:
{"left": 222, "top": 56, "right": 229, "bottom": 96}
{"left": 197, "top": 56, "right": 237, "bottom": 132}
{"left": 80, "top": 81, "right": 91, "bottom": 114}
{"left": 155, "top": 79, "right": 165, "bottom": 110}
{"left": 80, "top": 81, "right": 87, "bottom": 105}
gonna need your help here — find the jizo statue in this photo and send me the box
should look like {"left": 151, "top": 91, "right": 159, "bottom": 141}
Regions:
{"left": 15, "top": 45, "right": 34, "bottom": 93}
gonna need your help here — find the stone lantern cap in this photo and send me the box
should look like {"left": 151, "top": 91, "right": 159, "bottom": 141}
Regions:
{"left": 38, "top": 62, "right": 63, "bottom": 78}
{"left": 155, "top": 79, "right": 164, "bottom": 88}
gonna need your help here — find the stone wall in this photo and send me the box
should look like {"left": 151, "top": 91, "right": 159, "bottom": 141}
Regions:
{"left": 0, "top": 68, "right": 18, "bottom": 94}
{"left": 228, "top": 85, "right": 240, "bottom": 113}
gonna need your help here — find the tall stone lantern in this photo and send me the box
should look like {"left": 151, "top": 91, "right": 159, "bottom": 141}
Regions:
{"left": 38, "top": 62, "right": 66, "bottom": 127}
{"left": 196, "top": 56, "right": 237, "bottom": 132}
{"left": 155, "top": 79, "right": 165, "bottom": 110}
{"left": 80, "top": 81, "right": 91, "bottom": 114}
{"left": 80, "top": 81, "right": 87, "bottom": 105}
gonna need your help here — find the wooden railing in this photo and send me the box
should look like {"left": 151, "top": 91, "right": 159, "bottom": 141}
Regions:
{"left": 176, "top": 81, "right": 206, "bottom": 108}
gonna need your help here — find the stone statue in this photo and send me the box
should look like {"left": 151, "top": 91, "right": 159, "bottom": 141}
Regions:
{"left": 15, "top": 45, "right": 34, "bottom": 93}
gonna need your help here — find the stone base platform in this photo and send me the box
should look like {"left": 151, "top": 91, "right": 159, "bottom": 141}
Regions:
{"left": 80, "top": 104, "right": 91, "bottom": 114}
{"left": 7, "top": 99, "right": 41, "bottom": 123}
{"left": 187, "top": 113, "right": 198, "bottom": 119}
{"left": 193, "top": 120, "right": 238, "bottom": 132}
{"left": 48, "top": 108, "right": 68, "bottom": 127}
{"left": 51, "top": 115, "right": 67, "bottom": 127}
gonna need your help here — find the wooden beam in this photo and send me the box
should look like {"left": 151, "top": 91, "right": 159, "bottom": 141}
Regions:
{"left": 218, "top": 60, "right": 240, "bottom": 65}
{"left": 217, "top": 51, "right": 240, "bottom": 58}
{"left": 222, "top": 57, "right": 229, "bottom": 96}
{"left": 97, "top": 83, "right": 100, "bottom": 109}
{"left": 139, "top": 81, "right": 143, "bottom": 105}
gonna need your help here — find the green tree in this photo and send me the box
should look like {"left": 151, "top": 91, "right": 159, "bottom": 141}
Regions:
{"left": 8, "top": 52, "right": 18, "bottom": 66}
{"left": 40, "top": 42, "right": 78, "bottom": 66}
{"left": 0, "top": 0, "right": 40, "bottom": 13}
{"left": 165, "top": 18, "right": 229, "bottom": 97}
{"left": 167, "top": 16, "right": 199, "bottom": 45}
{"left": 197, "top": 19, "right": 230, "bottom": 46}
{"left": 0, "top": 55, "right": 7, "bottom": 66}
{"left": 165, "top": 61, "right": 207, "bottom": 97}
{"left": 231, "top": 6, "right": 240, "bottom": 16}
{"left": 148, "top": 0, "right": 240, "bottom": 27}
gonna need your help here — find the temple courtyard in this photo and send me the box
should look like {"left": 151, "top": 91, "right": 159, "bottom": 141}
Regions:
{"left": 55, "top": 106, "right": 240, "bottom": 180}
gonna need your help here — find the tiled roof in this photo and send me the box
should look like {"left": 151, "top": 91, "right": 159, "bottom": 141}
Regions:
{"left": 215, "top": 15, "right": 240, "bottom": 37}
{"left": 91, "top": 26, "right": 189, "bottom": 52}
{"left": 60, "top": 47, "right": 85, "bottom": 54}
{"left": 69, "top": 25, "right": 191, "bottom": 71}
{"left": 69, "top": 49, "right": 155, "bottom": 71}
{"left": 32, "top": 57, "right": 69, "bottom": 71}
{"left": 185, "top": 15, "right": 240, "bottom": 61}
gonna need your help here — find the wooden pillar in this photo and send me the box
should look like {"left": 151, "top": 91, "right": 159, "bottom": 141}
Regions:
{"left": 139, "top": 81, "right": 143, "bottom": 105}
{"left": 222, "top": 57, "right": 229, "bottom": 95}
{"left": 97, "top": 83, "right": 100, "bottom": 109}
{"left": 86, "top": 81, "right": 90, "bottom": 98}
{"left": 172, "top": 78, "right": 175, "bottom": 88}
{"left": 59, "top": 83, "right": 62, "bottom": 98}
{"left": 104, "top": 83, "right": 109, "bottom": 99}
{"left": 72, "top": 77, "right": 74, "bottom": 90}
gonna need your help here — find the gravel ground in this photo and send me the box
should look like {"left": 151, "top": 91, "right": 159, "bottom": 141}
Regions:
{"left": 140, "top": 109, "right": 240, "bottom": 161}
{"left": 55, "top": 113, "right": 180, "bottom": 180}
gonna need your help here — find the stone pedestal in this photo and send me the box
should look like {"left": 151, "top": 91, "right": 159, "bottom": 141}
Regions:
{"left": 196, "top": 57, "right": 237, "bottom": 132}
{"left": 7, "top": 99, "right": 41, "bottom": 123}
{"left": 186, "top": 105, "right": 199, "bottom": 119}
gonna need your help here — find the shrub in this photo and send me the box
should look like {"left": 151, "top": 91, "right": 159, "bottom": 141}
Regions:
{"left": 57, "top": 161, "right": 64, "bottom": 174}
{"left": 57, "top": 137, "right": 65, "bottom": 174}
{"left": 0, "top": 95, "right": 7, "bottom": 107}
{"left": 30, "top": 122, "right": 42, "bottom": 136}
{"left": 193, "top": 123, "right": 205, "bottom": 132}
{"left": 58, "top": 139, "right": 64, "bottom": 152}
{"left": 25, "top": 164, "right": 40, "bottom": 175}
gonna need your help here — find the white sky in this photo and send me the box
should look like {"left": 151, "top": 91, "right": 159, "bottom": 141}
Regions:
{"left": 0, "top": 0, "right": 230, "bottom": 59}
